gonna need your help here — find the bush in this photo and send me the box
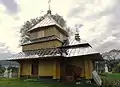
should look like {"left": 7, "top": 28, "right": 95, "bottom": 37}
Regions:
{"left": 102, "top": 79, "right": 120, "bottom": 87}
{"left": 99, "top": 73, "right": 107, "bottom": 76}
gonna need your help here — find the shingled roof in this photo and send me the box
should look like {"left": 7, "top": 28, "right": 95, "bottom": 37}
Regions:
{"left": 60, "top": 35, "right": 99, "bottom": 57}
{"left": 9, "top": 48, "right": 61, "bottom": 60}
{"left": 9, "top": 37, "right": 102, "bottom": 60}
{"left": 28, "top": 13, "right": 68, "bottom": 36}
{"left": 22, "top": 35, "right": 61, "bottom": 46}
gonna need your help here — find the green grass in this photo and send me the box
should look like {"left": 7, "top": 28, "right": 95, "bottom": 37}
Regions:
{"left": 106, "top": 73, "right": 120, "bottom": 80}
{"left": 1, "top": 73, "right": 120, "bottom": 87}
{"left": 101, "top": 73, "right": 120, "bottom": 86}
{"left": 101, "top": 73, "right": 120, "bottom": 80}
{"left": 0, "top": 78, "right": 98, "bottom": 87}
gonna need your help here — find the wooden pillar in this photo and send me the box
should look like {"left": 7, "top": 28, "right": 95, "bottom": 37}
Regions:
{"left": 18, "top": 64, "right": 21, "bottom": 78}
{"left": 56, "top": 61, "right": 60, "bottom": 79}
{"left": 85, "top": 60, "right": 89, "bottom": 79}
{"left": 89, "top": 60, "right": 93, "bottom": 78}
{"left": 53, "top": 60, "right": 60, "bottom": 79}
{"left": 81, "top": 60, "right": 85, "bottom": 77}
{"left": 85, "top": 60, "right": 93, "bottom": 79}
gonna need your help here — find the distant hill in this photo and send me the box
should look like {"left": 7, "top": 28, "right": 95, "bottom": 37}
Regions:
{"left": 0, "top": 60, "right": 19, "bottom": 68}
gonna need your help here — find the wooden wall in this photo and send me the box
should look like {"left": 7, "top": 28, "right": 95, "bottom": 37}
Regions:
{"left": 18, "top": 59, "right": 61, "bottom": 79}
{"left": 38, "top": 60, "right": 60, "bottom": 79}
{"left": 38, "top": 60, "right": 53, "bottom": 76}
{"left": 20, "top": 60, "right": 31, "bottom": 76}
{"left": 22, "top": 40, "right": 62, "bottom": 51}
{"left": 30, "top": 26, "right": 67, "bottom": 41}
{"left": 53, "top": 60, "right": 60, "bottom": 79}
{"left": 85, "top": 59, "right": 93, "bottom": 79}
{"left": 18, "top": 57, "right": 94, "bottom": 80}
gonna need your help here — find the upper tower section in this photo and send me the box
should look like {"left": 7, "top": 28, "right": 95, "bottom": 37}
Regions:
{"left": 22, "top": 1, "right": 68, "bottom": 50}
{"left": 27, "top": 0, "right": 68, "bottom": 41}
{"left": 27, "top": 11, "right": 68, "bottom": 40}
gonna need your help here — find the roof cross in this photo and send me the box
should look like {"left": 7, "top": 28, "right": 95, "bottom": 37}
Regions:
{"left": 75, "top": 24, "right": 83, "bottom": 33}
{"left": 48, "top": 0, "right": 51, "bottom": 11}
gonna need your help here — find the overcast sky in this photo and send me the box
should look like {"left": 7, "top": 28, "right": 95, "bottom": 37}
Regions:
{"left": 0, "top": 0, "right": 120, "bottom": 59}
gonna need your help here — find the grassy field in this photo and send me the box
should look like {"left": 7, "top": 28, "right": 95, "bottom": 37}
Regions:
{"left": 101, "top": 73, "right": 120, "bottom": 86}
{"left": 1, "top": 73, "right": 120, "bottom": 87}
{"left": 0, "top": 78, "right": 98, "bottom": 87}
{"left": 101, "top": 73, "right": 120, "bottom": 80}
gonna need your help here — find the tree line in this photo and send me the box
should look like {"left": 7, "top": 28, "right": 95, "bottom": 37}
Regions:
{"left": 102, "top": 49, "right": 120, "bottom": 72}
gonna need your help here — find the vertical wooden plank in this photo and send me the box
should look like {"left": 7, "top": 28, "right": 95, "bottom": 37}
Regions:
{"left": 81, "top": 60, "right": 85, "bottom": 77}
{"left": 53, "top": 60, "right": 57, "bottom": 79}
{"left": 53, "top": 60, "right": 60, "bottom": 79}
{"left": 56, "top": 61, "right": 60, "bottom": 79}
{"left": 89, "top": 60, "right": 93, "bottom": 79}
{"left": 18, "top": 64, "right": 21, "bottom": 78}
{"left": 85, "top": 60, "right": 88, "bottom": 79}
{"left": 30, "top": 62, "right": 32, "bottom": 76}
{"left": 85, "top": 60, "right": 93, "bottom": 79}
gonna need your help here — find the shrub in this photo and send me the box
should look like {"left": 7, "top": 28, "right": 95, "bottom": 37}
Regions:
{"left": 102, "top": 79, "right": 120, "bottom": 87}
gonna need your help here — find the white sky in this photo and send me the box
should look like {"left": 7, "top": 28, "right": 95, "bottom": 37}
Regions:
{"left": 0, "top": 0, "right": 119, "bottom": 54}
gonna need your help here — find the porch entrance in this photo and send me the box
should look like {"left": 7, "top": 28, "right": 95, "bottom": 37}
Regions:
{"left": 31, "top": 60, "right": 38, "bottom": 76}
{"left": 65, "top": 64, "right": 82, "bottom": 81}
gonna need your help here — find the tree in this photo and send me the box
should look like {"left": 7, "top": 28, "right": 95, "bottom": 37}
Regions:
{"left": 113, "top": 62, "right": 120, "bottom": 72}
{"left": 66, "top": 27, "right": 74, "bottom": 36}
{"left": 52, "top": 14, "right": 66, "bottom": 28}
{"left": 102, "top": 49, "right": 120, "bottom": 72}
{"left": 0, "top": 64, "right": 5, "bottom": 75}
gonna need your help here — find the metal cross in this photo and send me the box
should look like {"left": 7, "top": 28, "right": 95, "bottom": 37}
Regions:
{"left": 75, "top": 24, "right": 83, "bottom": 32}
{"left": 48, "top": 0, "right": 51, "bottom": 10}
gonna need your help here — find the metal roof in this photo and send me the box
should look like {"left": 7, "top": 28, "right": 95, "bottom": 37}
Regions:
{"left": 22, "top": 35, "right": 61, "bottom": 46}
{"left": 8, "top": 35, "right": 102, "bottom": 60}
{"left": 8, "top": 44, "right": 100, "bottom": 60}
{"left": 63, "top": 36, "right": 99, "bottom": 57}
{"left": 28, "top": 14, "right": 65, "bottom": 32}
{"left": 68, "top": 36, "right": 89, "bottom": 46}
{"left": 62, "top": 46, "right": 99, "bottom": 57}
{"left": 9, "top": 48, "right": 61, "bottom": 60}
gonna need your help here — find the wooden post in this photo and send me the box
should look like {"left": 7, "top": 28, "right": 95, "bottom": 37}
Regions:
{"left": 18, "top": 64, "right": 21, "bottom": 78}
{"left": 85, "top": 60, "right": 93, "bottom": 79}
{"left": 53, "top": 60, "right": 60, "bottom": 79}
{"left": 85, "top": 60, "right": 89, "bottom": 79}
{"left": 53, "top": 60, "right": 57, "bottom": 79}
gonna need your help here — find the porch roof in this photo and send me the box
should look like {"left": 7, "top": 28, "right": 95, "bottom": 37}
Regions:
{"left": 8, "top": 48, "right": 61, "bottom": 60}
{"left": 61, "top": 46, "right": 99, "bottom": 57}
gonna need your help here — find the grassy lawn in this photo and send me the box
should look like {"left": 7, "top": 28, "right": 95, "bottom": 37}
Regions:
{"left": 0, "top": 78, "right": 98, "bottom": 87}
{"left": 1, "top": 73, "right": 120, "bottom": 87}
{"left": 101, "top": 73, "right": 120, "bottom": 80}
{"left": 101, "top": 73, "right": 120, "bottom": 86}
